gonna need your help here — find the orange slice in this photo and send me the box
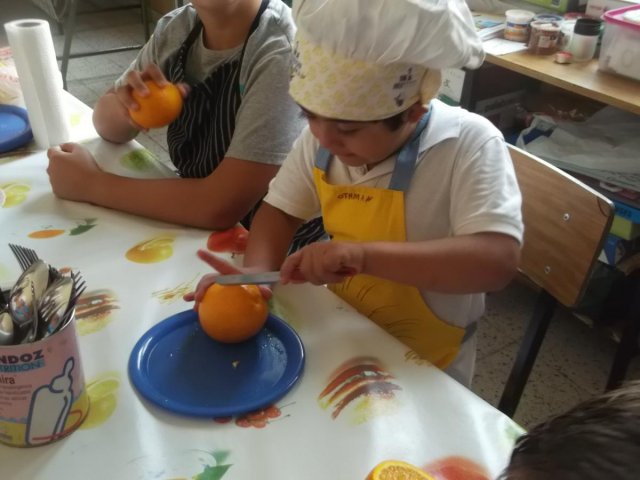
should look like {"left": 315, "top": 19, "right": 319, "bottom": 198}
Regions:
{"left": 367, "top": 460, "right": 435, "bottom": 480}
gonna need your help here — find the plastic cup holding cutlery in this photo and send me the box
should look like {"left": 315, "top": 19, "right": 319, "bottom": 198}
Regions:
{"left": 0, "top": 256, "right": 89, "bottom": 447}
{"left": 0, "top": 309, "right": 89, "bottom": 447}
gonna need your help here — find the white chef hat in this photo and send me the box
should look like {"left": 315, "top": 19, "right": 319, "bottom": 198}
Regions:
{"left": 290, "top": 0, "right": 485, "bottom": 121}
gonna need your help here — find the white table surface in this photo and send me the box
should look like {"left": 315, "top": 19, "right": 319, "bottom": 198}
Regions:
{"left": 0, "top": 88, "right": 523, "bottom": 480}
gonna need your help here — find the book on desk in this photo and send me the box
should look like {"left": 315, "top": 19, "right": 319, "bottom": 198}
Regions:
{"left": 471, "top": 11, "right": 506, "bottom": 40}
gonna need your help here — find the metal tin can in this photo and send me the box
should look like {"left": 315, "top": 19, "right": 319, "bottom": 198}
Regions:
{"left": 0, "top": 313, "right": 89, "bottom": 447}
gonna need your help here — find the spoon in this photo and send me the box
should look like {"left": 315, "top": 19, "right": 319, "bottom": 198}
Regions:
{"left": 0, "top": 310, "right": 13, "bottom": 345}
{"left": 9, "top": 260, "right": 49, "bottom": 343}
{"left": 37, "top": 277, "right": 73, "bottom": 339}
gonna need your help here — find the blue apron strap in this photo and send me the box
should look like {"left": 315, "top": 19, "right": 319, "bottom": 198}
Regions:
{"left": 313, "top": 105, "right": 432, "bottom": 180}
{"left": 314, "top": 146, "right": 332, "bottom": 171}
{"left": 388, "top": 108, "right": 432, "bottom": 192}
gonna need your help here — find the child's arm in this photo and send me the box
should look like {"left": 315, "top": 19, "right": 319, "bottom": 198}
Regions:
{"left": 46, "top": 143, "right": 280, "bottom": 230}
{"left": 281, "top": 232, "right": 520, "bottom": 293}
{"left": 184, "top": 249, "right": 273, "bottom": 308}
{"left": 175, "top": 160, "right": 306, "bottom": 306}
{"left": 243, "top": 202, "right": 304, "bottom": 271}
{"left": 92, "top": 89, "right": 139, "bottom": 143}
{"left": 184, "top": 203, "right": 302, "bottom": 304}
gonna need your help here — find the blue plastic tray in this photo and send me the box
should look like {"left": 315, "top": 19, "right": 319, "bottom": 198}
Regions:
{"left": 0, "top": 105, "right": 32, "bottom": 153}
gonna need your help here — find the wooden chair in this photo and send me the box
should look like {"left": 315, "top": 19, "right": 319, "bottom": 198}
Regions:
{"left": 498, "top": 145, "right": 615, "bottom": 418}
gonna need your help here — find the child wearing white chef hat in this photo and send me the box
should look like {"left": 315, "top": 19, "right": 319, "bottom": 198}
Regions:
{"left": 192, "top": 0, "right": 524, "bottom": 386}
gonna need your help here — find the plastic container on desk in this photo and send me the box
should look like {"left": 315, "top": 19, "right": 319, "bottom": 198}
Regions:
{"left": 569, "top": 18, "right": 603, "bottom": 62}
{"left": 505, "top": 9, "right": 536, "bottom": 42}
{"left": 528, "top": 20, "right": 562, "bottom": 55}
{"left": 599, "top": 5, "right": 640, "bottom": 82}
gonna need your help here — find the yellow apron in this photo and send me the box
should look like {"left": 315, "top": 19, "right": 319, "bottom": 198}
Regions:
{"left": 312, "top": 113, "right": 465, "bottom": 368}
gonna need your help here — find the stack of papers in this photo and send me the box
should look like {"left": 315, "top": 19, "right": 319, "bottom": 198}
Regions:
{"left": 472, "top": 11, "right": 506, "bottom": 40}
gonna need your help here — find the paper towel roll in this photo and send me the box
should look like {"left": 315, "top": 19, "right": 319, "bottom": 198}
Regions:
{"left": 4, "top": 19, "right": 70, "bottom": 149}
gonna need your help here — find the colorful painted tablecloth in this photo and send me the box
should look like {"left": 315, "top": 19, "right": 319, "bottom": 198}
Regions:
{"left": 0, "top": 94, "right": 523, "bottom": 480}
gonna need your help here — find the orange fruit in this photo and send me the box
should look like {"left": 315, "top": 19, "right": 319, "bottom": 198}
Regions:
{"left": 367, "top": 460, "right": 435, "bottom": 480}
{"left": 198, "top": 283, "right": 268, "bottom": 343}
{"left": 28, "top": 229, "right": 66, "bottom": 239}
{"left": 129, "top": 80, "right": 183, "bottom": 129}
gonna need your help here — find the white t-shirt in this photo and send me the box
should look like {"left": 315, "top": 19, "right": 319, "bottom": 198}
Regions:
{"left": 116, "top": 1, "right": 305, "bottom": 166}
{"left": 265, "top": 99, "right": 524, "bottom": 386}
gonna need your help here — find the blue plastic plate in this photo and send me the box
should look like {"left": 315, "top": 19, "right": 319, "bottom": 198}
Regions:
{"left": 0, "top": 105, "right": 32, "bottom": 153}
{"left": 128, "top": 309, "right": 305, "bottom": 418}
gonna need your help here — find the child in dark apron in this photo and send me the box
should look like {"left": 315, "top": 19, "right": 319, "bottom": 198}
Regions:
{"left": 47, "top": 0, "right": 324, "bottom": 249}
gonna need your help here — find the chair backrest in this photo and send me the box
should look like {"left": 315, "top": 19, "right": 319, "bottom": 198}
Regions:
{"left": 508, "top": 145, "right": 615, "bottom": 307}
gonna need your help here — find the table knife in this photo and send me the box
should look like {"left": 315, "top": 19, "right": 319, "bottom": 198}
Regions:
{"left": 215, "top": 267, "right": 356, "bottom": 286}
{"left": 215, "top": 271, "right": 281, "bottom": 285}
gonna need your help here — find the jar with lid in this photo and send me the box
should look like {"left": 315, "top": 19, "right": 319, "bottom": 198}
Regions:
{"left": 528, "top": 20, "right": 562, "bottom": 55}
{"left": 504, "top": 9, "right": 536, "bottom": 42}
{"left": 569, "top": 18, "right": 602, "bottom": 62}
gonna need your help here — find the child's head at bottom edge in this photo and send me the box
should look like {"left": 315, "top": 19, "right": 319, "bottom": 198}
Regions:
{"left": 500, "top": 380, "right": 640, "bottom": 480}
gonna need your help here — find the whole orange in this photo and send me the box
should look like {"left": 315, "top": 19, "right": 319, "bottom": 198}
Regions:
{"left": 129, "top": 81, "right": 183, "bottom": 129}
{"left": 198, "top": 283, "right": 268, "bottom": 343}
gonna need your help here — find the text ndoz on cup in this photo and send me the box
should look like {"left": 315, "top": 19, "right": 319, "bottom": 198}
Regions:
{"left": 0, "top": 313, "right": 89, "bottom": 447}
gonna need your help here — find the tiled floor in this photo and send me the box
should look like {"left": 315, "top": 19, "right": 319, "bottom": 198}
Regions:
{"left": 1, "top": 0, "right": 638, "bottom": 429}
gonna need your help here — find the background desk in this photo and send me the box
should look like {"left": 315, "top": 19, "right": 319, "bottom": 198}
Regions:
{"left": 0, "top": 96, "right": 521, "bottom": 479}
{"left": 486, "top": 52, "right": 640, "bottom": 116}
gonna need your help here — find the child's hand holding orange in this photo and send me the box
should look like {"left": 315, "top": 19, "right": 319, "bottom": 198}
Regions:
{"left": 115, "top": 63, "right": 188, "bottom": 130}
{"left": 183, "top": 249, "right": 272, "bottom": 344}
{"left": 128, "top": 80, "right": 183, "bottom": 129}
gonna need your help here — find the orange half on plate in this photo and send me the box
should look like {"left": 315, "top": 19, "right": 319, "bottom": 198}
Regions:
{"left": 367, "top": 460, "right": 435, "bottom": 480}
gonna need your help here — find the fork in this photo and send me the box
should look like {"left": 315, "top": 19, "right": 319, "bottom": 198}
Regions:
{"left": 8, "top": 243, "right": 86, "bottom": 297}
{"left": 8, "top": 243, "right": 40, "bottom": 271}
{"left": 69, "top": 270, "right": 87, "bottom": 306}
{"left": 9, "top": 243, "right": 62, "bottom": 282}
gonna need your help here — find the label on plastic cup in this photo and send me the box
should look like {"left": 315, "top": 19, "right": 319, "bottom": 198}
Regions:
{"left": 0, "top": 315, "right": 89, "bottom": 447}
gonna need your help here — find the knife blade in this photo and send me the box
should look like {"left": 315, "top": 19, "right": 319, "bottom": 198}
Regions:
{"left": 214, "top": 271, "right": 281, "bottom": 285}
{"left": 214, "top": 267, "right": 356, "bottom": 286}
